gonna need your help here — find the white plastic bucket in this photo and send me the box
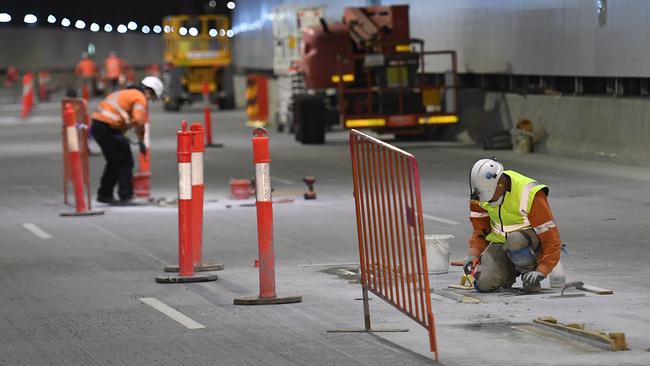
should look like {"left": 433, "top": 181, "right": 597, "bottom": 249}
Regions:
{"left": 425, "top": 234, "right": 453, "bottom": 274}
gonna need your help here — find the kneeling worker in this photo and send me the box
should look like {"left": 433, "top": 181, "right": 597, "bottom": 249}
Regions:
{"left": 90, "top": 76, "right": 163, "bottom": 204}
{"left": 464, "top": 158, "right": 561, "bottom": 292}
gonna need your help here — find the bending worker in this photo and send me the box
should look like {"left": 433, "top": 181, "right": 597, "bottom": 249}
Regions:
{"left": 464, "top": 158, "right": 561, "bottom": 292}
{"left": 90, "top": 76, "right": 163, "bottom": 204}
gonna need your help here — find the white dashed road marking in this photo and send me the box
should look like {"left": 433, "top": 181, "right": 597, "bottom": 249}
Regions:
{"left": 140, "top": 297, "right": 205, "bottom": 330}
{"left": 271, "top": 176, "right": 296, "bottom": 184}
{"left": 422, "top": 213, "right": 461, "bottom": 226}
{"left": 22, "top": 223, "right": 53, "bottom": 239}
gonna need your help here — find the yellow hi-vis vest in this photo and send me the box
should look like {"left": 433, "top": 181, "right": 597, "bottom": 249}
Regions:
{"left": 480, "top": 170, "right": 548, "bottom": 244}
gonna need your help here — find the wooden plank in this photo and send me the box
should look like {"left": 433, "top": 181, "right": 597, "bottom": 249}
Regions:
{"left": 432, "top": 288, "right": 480, "bottom": 304}
{"left": 576, "top": 284, "right": 613, "bottom": 295}
{"left": 448, "top": 284, "right": 473, "bottom": 290}
{"left": 533, "top": 318, "right": 627, "bottom": 351}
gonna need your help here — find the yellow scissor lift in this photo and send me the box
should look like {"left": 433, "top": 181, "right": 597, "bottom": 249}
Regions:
{"left": 162, "top": 15, "right": 234, "bottom": 111}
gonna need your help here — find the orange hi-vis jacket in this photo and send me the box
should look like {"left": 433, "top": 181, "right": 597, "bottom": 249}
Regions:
{"left": 469, "top": 191, "right": 561, "bottom": 276}
{"left": 104, "top": 56, "right": 123, "bottom": 79}
{"left": 75, "top": 59, "right": 98, "bottom": 78}
{"left": 91, "top": 89, "right": 148, "bottom": 132}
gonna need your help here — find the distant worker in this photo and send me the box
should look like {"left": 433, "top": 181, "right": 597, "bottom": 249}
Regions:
{"left": 4, "top": 66, "right": 20, "bottom": 101}
{"left": 75, "top": 52, "right": 98, "bottom": 97}
{"left": 120, "top": 61, "right": 136, "bottom": 88}
{"left": 464, "top": 158, "right": 561, "bottom": 293}
{"left": 104, "top": 51, "right": 124, "bottom": 92}
{"left": 90, "top": 76, "right": 163, "bottom": 204}
{"left": 144, "top": 63, "right": 161, "bottom": 78}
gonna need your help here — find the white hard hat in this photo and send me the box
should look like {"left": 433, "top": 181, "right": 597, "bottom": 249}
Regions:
{"left": 141, "top": 76, "right": 164, "bottom": 99}
{"left": 469, "top": 158, "right": 504, "bottom": 202}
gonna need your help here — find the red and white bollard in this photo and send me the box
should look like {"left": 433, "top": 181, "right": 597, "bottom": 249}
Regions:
{"left": 156, "top": 121, "right": 218, "bottom": 284}
{"left": 202, "top": 81, "right": 222, "bottom": 148}
{"left": 234, "top": 128, "right": 302, "bottom": 305}
{"left": 60, "top": 103, "right": 103, "bottom": 217}
{"left": 21, "top": 71, "right": 34, "bottom": 118}
{"left": 134, "top": 121, "right": 151, "bottom": 198}
{"left": 81, "top": 83, "right": 90, "bottom": 102}
{"left": 38, "top": 70, "right": 50, "bottom": 102}
{"left": 164, "top": 123, "right": 224, "bottom": 273}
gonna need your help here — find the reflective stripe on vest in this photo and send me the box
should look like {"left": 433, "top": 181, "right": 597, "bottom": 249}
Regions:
{"left": 480, "top": 170, "right": 548, "bottom": 243}
{"left": 534, "top": 219, "right": 557, "bottom": 234}
{"left": 105, "top": 92, "right": 131, "bottom": 124}
{"left": 470, "top": 211, "right": 489, "bottom": 218}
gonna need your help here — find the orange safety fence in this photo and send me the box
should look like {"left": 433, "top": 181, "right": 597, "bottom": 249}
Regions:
{"left": 61, "top": 98, "right": 92, "bottom": 210}
{"left": 349, "top": 129, "right": 438, "bottom": 361}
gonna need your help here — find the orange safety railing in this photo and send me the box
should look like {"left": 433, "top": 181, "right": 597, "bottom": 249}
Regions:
{"left": 349, "top": 129, "right": 438, "bottom": 361}
{"left": 61, "top": 98, "right": 92, "bottom": 210}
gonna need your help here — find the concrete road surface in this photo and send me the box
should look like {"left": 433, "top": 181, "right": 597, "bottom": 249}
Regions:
{"left": 1, "top": 101, "right": 649, "bottom": 365}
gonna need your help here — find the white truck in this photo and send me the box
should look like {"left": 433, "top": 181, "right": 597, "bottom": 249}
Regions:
{"left": 272, "top": 5, "right": 325, "bottom": 132}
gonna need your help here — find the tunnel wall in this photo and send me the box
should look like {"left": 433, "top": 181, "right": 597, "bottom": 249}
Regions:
{"left": 231, "top": 0, "right": 367, "bottom": 71}
{"left": 458, "top": 91, "right": 650, "bottom": 165}
{"left": 0, "top": 27, "right": 163, "bottom": 70}
{"left": 234, "top": 0, "right": 650, "bottom": 77}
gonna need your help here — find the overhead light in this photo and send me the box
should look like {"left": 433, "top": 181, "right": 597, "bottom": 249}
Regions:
{"left": 61, "top": 18, "right": 71, "bottom": 27}
{"left": 179, "top": 26, "right": 187, "bottom": 36}
{"left": 219, "top": 29, "right": 226, "bottom": 36}
{"left": 153, "top": 25, "right": 162, "bottom": 34}
{"left": 209, "top": 0, "right": 217, "bottom": 8}
{"left": 164, "top": 25, "right": 171, "bottom": 33}
{"left": 117, "top": 24, "right": 127, "bottom": 33}
{"left": 209, "top": 28, "right": 217, "bottom": 37}
{"left": 227, "top": 1, "right": 236, "bottom": 10}
{"left": 47, "top": 15, "right": 56, "bottom": 24}
{"left": 226, "top": 29, "right": 234, "bottom": 38}
{"left": 127, "top": 21, "right": 137, "bottom": 30}
{"left": 0, "top": 13, "right": 11, "bottom": 23}
{"left": 24, "top": 14, "right": 37, "bottom": 24}
{"left": 142, "top": 25, "right": 150, "bottom": 34}
{"left": 90, "top": 23, "right": 100, "bottom": 32}
{"left": 189, "top": 27, "right": 198, "bottom": 36}
{"left": 75, "top": 20, "right": 85, "bottom": 29}
{"left": 104, "top": 23, "right": 113, "bottom": 32}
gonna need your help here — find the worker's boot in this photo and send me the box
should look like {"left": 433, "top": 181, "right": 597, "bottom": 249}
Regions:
{"left": 97, "top": 195, "right": 116, "bottom": 204}
{"left": 523, "top": 281, "right": 542, "bottom": 293}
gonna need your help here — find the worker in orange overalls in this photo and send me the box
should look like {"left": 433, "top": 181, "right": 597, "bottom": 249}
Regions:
{"left": 465, "top": 158, "right": 562, "bottom": 293}
{"left": 90, "top": 76, "right": 163, "bottom": 204}
{"left": 104, "top": 51, "right": 124, "bottom": 93}
{"left": 75, "top": 52, "right": 98, "bottom": 97}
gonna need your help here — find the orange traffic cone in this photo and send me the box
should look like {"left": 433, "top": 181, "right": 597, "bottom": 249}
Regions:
{"left": 21, "top": 71, "right": 34, "bottom": 118}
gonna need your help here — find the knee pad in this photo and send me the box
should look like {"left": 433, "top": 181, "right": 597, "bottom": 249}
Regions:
{"left": 473, "top": 272, "right": 497, "bottom": 293}
{"left": 505, "top": 230, "right": 538, "bottom": 250}
{"left": 505, "top": 246, "right": 536, "bottom": 268}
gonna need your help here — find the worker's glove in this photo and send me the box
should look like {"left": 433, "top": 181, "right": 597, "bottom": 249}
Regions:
{"left": 138, "top": 141, "right": 147, "bottom": 156}
{"left": 463, "top": 255, "right": 478, "bottom": 275}
{"left": 521, "top": 271, "right": 545, "bottom": 288}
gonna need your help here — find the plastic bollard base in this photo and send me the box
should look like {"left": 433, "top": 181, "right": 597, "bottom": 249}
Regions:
{"left": 164, "top": 262, "right": 224, "bottom": 273}
{"left": 155, "top": 273, "right": 218, "bottom": 284}
{"left": 234, "top": 295, "right": 302, "bottom": 306}
{"left": 60, "top": 210, "right": 105, "bottom": 217}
